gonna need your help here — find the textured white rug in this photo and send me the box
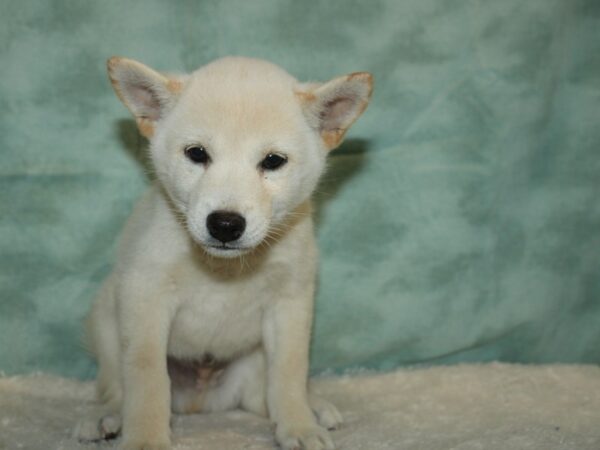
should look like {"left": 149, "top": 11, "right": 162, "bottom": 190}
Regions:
{"left": 1, "top": 363, "right": 600, "bottom": 450}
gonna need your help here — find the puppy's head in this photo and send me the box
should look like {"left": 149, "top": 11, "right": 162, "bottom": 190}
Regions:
{"left": 107, "top": 56, "right": 372, "bottom": 258}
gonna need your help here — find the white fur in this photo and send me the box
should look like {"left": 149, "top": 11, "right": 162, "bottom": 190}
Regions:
{"left": 79, "top": 56, "right": 372, "bottom": 450}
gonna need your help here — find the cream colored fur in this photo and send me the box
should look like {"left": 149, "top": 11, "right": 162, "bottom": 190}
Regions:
{"left": 77, "top": 56, "right": 372, "bottom": 450}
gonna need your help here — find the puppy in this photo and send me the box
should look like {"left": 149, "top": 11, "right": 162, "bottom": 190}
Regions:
{"left": 76, "top": 56, "right": 372, "bottom": 450}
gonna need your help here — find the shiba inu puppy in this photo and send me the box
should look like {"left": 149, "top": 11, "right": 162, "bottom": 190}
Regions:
{"left": 76, "top": 56, "right": 372, "bottom": 450}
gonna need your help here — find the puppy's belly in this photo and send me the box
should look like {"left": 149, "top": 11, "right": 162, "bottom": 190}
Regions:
{"left": 167, "top": 296, "right": 264, "bottom": 361}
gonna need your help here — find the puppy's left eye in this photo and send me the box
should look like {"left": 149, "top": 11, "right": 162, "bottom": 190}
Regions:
{"left": 260, "top": 153, "right": 287, "bottom": 171}
{"left": 185, "top": 145, "right": 210, "bottom": 165}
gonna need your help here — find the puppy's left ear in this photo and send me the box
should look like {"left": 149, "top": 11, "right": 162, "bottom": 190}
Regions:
{"left": 107, "top": 57, "right": 184, "bottom": 138}
{"left": 297, "top": 72, "right": 373, "bottom": 151}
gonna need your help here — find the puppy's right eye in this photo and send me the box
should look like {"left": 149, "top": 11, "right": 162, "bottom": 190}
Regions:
{"left": 184, "top": 145, "right": 210, "bottom": 164}
{"left": 260, "top": 153, "right": 287, "bottom": 171}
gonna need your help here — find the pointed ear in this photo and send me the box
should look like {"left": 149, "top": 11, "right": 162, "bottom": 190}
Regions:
{"left": 297, "top": 72, "right": 373, "bottom": 150}
{"left": 107, "top": 57, "right": 184, "bottom": 139}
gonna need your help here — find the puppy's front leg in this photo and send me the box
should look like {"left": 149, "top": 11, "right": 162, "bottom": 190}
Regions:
{"left": 120, "top": 296, "right": 173, "bottom": 450}
{"left": 263, "top": 299, "right": 335, "bottom": 450}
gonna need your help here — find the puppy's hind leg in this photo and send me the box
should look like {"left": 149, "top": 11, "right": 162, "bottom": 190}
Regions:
{"left": 199, "top": 350, "right": 268, "bottom": 416}
{"left": 74, "top": 409, "right": 122, "bottom": 443}
{"left": 202, "top": 350, "right": 343, "bottom": 430}
{"left": 76, "top": 277, "right": 123, "bottom": 442}
{"left": 308, "top": 392, "right": 343, "bottom": 431}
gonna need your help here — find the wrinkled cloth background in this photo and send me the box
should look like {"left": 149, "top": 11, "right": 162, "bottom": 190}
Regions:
{"left": 0, "top": 0, "right": 599, "bottom": 379}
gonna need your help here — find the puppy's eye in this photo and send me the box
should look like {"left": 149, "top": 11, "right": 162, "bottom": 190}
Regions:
{"left": 260, "top": 153, "right": 287, "bottom": 171}
{"left": 184, "top": 145, "right": 210, "bottom": 164}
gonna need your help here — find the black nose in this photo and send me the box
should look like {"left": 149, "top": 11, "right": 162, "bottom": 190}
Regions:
{"left": 206, "top": 211, "right": 246, "bottom": 243}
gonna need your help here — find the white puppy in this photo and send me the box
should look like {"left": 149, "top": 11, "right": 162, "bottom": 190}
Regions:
{"left": 77, "top": 56, "right": 372, "bottom": 450}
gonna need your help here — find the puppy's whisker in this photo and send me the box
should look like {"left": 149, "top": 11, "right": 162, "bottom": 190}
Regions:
{"left": 266, "top": 228, "right": 286, "bottom": 239}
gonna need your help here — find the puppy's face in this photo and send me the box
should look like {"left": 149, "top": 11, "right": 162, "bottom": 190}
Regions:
{"left": 108, "top": 57, "right": 372, "bottom": 258}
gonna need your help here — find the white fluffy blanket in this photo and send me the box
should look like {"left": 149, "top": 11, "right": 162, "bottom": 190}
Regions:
{"left": 1, "top": 363, "right": 600, "bottom": 449}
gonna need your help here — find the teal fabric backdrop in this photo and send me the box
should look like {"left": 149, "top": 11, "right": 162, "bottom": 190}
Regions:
{"left": 1, "top": 0, "right": 599, "bottom": 379}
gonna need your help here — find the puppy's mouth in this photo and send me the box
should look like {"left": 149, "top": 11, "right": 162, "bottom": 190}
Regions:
{"left": 208, "top": 244, "right": 249, "bottom": 251}
{"left": 201, "top": 242, "right": 254, "bottom": 258}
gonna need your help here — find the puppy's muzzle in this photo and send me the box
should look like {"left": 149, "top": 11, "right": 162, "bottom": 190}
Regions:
{"left": 206, "top": 211, "right": 246, "bottom": 243}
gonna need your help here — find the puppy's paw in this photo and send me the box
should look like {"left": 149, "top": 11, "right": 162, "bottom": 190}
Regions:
{"left": 120, "top": 437, "right": 171, "bottom": 450}
{"left": 276, "top": 422, "right": 335, "bottom": 450}
{"left": 309, "top": 394, "right": 343, "bottom": 431}
{"left": 75, "top": 413, "right": 122, "bottom": 442}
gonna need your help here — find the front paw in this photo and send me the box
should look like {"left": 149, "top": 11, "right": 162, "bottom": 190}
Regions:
{"left": 276, "top": 422, "right": 335, "bottom": 450}
{"left": 120, "top": 437, "right": 170, "bottom": 450}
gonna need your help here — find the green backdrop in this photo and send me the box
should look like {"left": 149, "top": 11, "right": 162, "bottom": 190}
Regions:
{"left": 1, "top": 0, "right": 599, "bottom": 379}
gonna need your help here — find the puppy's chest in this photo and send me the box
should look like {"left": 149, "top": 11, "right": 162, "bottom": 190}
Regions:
{"left": 167, "top": 271, "right": 272, "bottom": 361}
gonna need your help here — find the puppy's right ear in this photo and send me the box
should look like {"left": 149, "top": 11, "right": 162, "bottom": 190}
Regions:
{"left": 107, "top": 57, "right": 183, "bottom": 138}
{"left": 296, "top": 72, "right": 373, "bottom": 151}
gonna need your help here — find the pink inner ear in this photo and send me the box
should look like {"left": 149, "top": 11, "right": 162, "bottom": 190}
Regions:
{"left": 320, "top": 96, "right": 356, "bottom": 131}
{"left": 129, "top": 83, "right": 161, "bottom": 120}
